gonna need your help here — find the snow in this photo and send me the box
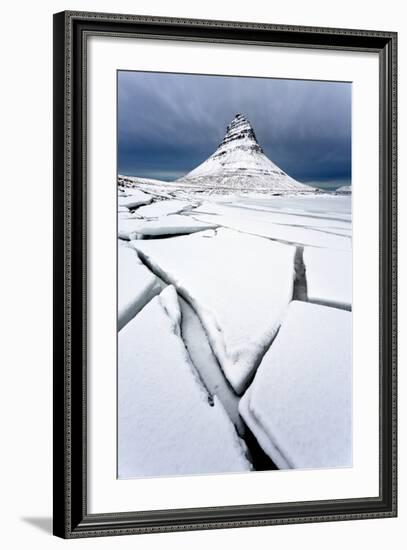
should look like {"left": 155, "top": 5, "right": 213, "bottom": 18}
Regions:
{"left": 118, "top": 286, "right": 252, "bottom": 478}
{"left": 118, "top": 247, "right": 162, "bottom": 330}
{"left": 137, "top": 199, "right": 195, "bottom": 218}
{"left": 239, "top": 301, "right": 352, "bottom": 469}
{"left": 118, "top": 189, "right": 153, "bottom": 209}
{"left": 131, "top": 228, "right": 295, "bottom": 394}
{"left": 304, "top": 247, "right": 352, "bottom": 309}
{"left": 121, "top": 214, "right": 217, "bottom": 239}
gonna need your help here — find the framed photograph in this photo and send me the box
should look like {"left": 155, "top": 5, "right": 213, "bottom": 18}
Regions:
{"left": 53, "top": 11, "right": 397, "bottom": 538}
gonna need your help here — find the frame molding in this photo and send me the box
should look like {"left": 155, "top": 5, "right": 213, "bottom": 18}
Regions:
{"left": 53, "top": 10, "right": 397, "bottom": 538}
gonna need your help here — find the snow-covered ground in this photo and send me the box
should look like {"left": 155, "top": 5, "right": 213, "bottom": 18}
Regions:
{"left": 117, "top": 175, "right": 352, "bottom": 478}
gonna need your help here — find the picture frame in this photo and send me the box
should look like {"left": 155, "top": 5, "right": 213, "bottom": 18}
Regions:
{"left": 53, "top": 10, "right": 397, "bottom": 538}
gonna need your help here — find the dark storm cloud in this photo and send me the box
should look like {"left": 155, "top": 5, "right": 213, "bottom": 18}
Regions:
{"left": 118, "top": 71, "right": 351, "bottom": 189}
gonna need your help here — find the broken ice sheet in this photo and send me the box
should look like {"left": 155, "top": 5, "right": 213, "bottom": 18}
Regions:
{"left": 239, "top": 300, "right": 352, "bottom": 470}
{"left": 233, "top": 194, "right": 352, "bottom": 219}
{"left": 131, "top": 228, "right": 295, "bottom": 394}
{"left": 192, "top": 202, "right": 351, "bottom": 250}
{"left": 118, "top": 247, "right": 162, "bottom": 331}
{"left": 179, "top": 297, "right": 244, "bottom": 434}
{"left": 118, "top": 217, "right": 144, "bottom": 240}
{"left": 118, "top": 189, "right": 153, "bottom": 209}
{"left": 120, "top": 214, "right": 217, "bottom": 240}
{"left": 137, "top": 199, "right": 195, "bottom": 218}
{"left": 118, "top": 286, "right": 252, "bottom": 478}
{"left": 304, "top": 247, "right": 352, "bottom": 309}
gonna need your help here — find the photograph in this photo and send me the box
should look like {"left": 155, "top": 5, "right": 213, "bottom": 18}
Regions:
{"left": 116, "top": 70, "right": 353, "bottom": 479}
{"left": 50, "top": 7, "right": 397, "bottom": 539}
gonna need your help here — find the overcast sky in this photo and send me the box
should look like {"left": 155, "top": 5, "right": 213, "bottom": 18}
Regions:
{"left": 118, "top": 71, "right": 351, "bottom": 189}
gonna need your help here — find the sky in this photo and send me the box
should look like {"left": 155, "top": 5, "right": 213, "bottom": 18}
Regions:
{"left": 118, "top": 71, "right": 351, "bottom": 190}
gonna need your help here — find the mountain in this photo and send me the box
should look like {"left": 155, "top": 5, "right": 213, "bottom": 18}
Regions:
{"left": 176, "top": 114, "right": 314, "bottom": 194}
{"left": 336, "top": 185, "right": 352, "bottom": 195}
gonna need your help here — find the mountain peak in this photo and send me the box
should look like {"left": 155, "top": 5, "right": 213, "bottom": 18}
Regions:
{"left": 177, "top": 114, "right": 314, "bottom": 194}
{"left": 214, "top": 114, "right": 263, "bottom": 158}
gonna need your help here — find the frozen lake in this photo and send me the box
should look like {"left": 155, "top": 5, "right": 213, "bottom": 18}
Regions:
{"left": 117, "top": 182, "right": 353, "bottom": 478}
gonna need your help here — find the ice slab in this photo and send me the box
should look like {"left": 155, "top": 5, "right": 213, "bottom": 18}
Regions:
{"left": 304, "top": 247, "right": 352, "bottom": 309}
{"left": 132, "top": 228, "right": 295, "bottom": 394}
{"left": 118, "top": 247, "right": 162, "bottom": 330}
{"left": 118, "top": 210, "right": 142, "bottom": 222}
{"left": 118, "top": 190, "right": 153, "bottom": 209}
{"left": 239, "top": 301, "right": 352, "bottom": 469}
{"left": 179, "top": 298, "right": 244, "bottom": 434}
{"left": 118, "top": 218, "right": 144, "bottom": 240}
{"left": 123, "top": 215, "right": 217, "bottom": 239}
{"left": 118, "top": 286, "right": 252, "bottom": 478}
{"left": 137, "top": 199, "right": 194, "bottom": 218}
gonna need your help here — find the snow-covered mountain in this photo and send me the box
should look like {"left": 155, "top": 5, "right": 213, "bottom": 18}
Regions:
{"left": 336, "top": 185, "right": 352, "bottom": 195}
{"left": 177, "top": 114, "right": 314, "bottom": 194}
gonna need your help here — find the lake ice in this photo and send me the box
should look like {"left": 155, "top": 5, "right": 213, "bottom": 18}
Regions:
{"left": 117, "top": 177, "right": 352, "bottom": 478}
